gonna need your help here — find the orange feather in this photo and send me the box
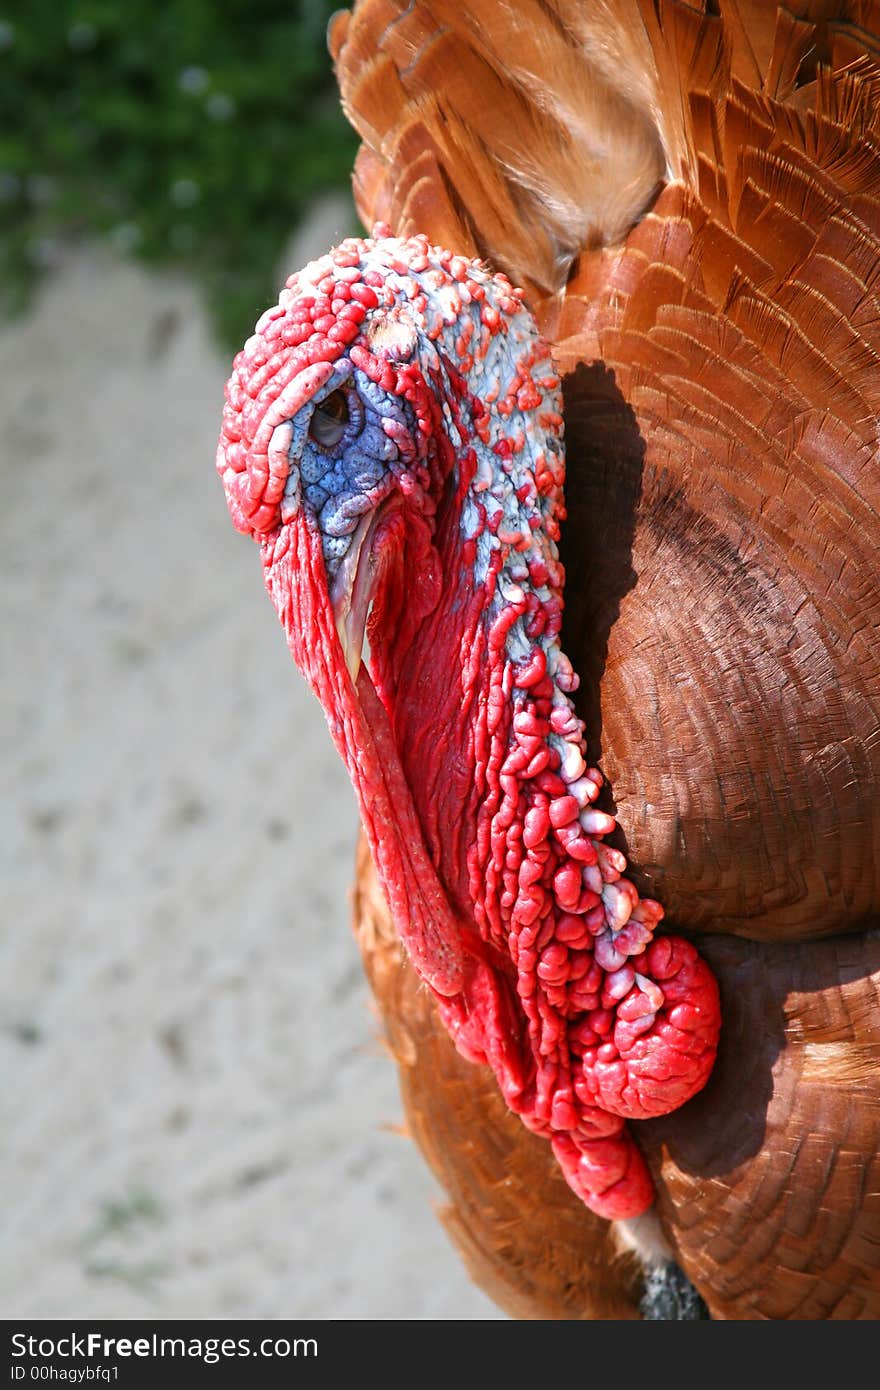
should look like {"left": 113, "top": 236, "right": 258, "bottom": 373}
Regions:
{"left": 327, "top": 0, "right": 880, "bottom": 1318}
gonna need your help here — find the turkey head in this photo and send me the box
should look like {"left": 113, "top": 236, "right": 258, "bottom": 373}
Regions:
{"left": 216, "top": 232, "right": 720, "bottom": 1223}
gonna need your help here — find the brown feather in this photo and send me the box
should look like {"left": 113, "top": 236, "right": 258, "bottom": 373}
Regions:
{"left": 641, "top": 933, "right": 880, "bottom": 1320}
{"left": 353, "top": 836, "right": 880, "bottom": 1318}
{"left": 328, "top": 0, "right": 880, "bottom": 1318}
{"left": 332, "top": 0, "right": 668, "bottom": 292}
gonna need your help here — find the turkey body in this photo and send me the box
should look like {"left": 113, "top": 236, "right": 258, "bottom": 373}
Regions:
{"left": 327, "top": 0, "right": 880, "bottom": 1318}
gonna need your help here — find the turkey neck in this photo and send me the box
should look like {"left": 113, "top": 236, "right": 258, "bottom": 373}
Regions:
{"left": 373, "top": 270, "right": 653, "bottom": 985}
{"left": 384, "top": 280, "right": 571, "bottom": 903}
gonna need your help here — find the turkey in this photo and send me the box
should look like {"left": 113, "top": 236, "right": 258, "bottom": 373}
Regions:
{"left": 216, "top": 0, "right": 880, "bottom": 1319}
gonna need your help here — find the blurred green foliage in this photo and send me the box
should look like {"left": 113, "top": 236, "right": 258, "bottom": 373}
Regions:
{"left": 0, "top": 1, "right": 359, "bottom": 347}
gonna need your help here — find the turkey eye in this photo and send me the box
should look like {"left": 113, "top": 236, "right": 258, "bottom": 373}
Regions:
{"left": 310, "top": 390, "right": 349, "bottom": 447}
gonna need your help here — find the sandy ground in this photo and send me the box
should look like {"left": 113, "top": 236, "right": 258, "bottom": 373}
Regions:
{"left": 1, "top": 198, "right": 502, "bottom": 1320}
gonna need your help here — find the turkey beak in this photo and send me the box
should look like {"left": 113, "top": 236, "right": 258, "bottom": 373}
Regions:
{"left": 335, "top": 603, "right": 365, "bottom": 685}
{"left": 329, "top": 509, "right": 380, "bottom": 685}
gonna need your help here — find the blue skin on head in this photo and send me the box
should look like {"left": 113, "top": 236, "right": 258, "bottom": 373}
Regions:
{"left": 287, "top": 362, "right": 418, "bottom": 574}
